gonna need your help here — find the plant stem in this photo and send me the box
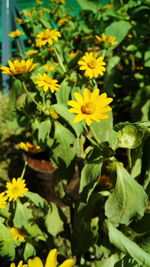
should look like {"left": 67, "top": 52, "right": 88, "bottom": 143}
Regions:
{"left": 20, "top": 160, "right": 28, "bottom": 179}
{"left": 22, "top": 81, "right": 39, "bottom": 107}
{"left": 127, "top": 148, "right": 132, "bottom": 171}
{"left": 16, "top": 38, "right": 25, "bottom": 57}
{"left": 53, "top": 46, "right": 67, "bottom": 73}
{"left": 90, "top": 126, "right": 100, "bottom": 143}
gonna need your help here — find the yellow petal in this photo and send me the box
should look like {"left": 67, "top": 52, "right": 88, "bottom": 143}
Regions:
{"left": 74, "top": 92, "right": 84, "bottom": 105}
{"left": 83, "top": 88, "right": 90, "bottom": 102}
{"left": 28, "top": 257, "right": 43, "bottom": 267}
{"left": 74, "top": 114, "right": 85, "bottom": 123}
{"left": 45, "top": 249, "right": 58, "bottom": 267}
{"left": 91, "top": 89, "right": 99, "bottom": 101}
{"left": 68, "top": 100, "right": 81, "bottom": 109}
{"left": 59, "top": 259, "right": 76, "bottom": 267}
{"left": 10, "top": 264, "right": 16, "bottom": 267}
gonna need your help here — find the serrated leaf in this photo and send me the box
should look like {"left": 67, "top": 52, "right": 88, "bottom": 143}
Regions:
{"left": 79, "top": 161, "right": 103, "bottom": 201}
{"left": 25, "top": 191, "right": 47, "bottom": 209}
{"left": 45, "top": 203, "right": 63, "bottom": 236}
{"left": 0, "top": 221, "right": 15, "bottom": 260}
{"left": 38, "top": 119, "right": 51, "bottom": 143}
{"left": 107, "top": 221, "right": 150, "bottom": 267}
{"left": 52, "top": 121, "right": 77, "bottom": 167}
{"left": 105, "top": 21, "right": 131, "bottom": 47}
{"left": 52, "top": 104, "right": 83, "bottom": 137}
{"left": 105, "top": 162, "right": 148, "bottom": 226}
{"left": 90, "top": 111, "right": 113, "bottom": 143}
{"left": 56, "top": 79, "right": 71, "bottom": 104}
{"left": 77, "top": 0, "right": 101, "bottom": 13}
{"left": 23, "top": 242, "right": 36, "bottom": 261}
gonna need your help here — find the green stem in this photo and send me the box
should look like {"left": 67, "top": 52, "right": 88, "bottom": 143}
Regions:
{"left": 127, "top": 148, "right": 132, "bottom": 171}
{"left": 22, "top": 81, "right": 39, "bottom": 107}
{"left": 20, "top": 160, "right": 28, "bottom": 179}
{"left": 53, "top": 46, "right": 67, "bottom": 73}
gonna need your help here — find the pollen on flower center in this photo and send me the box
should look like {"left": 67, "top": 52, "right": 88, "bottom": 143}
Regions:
{"left": 88, "top": 59, "right": 97, "bottom": 69}
{"left": 81, "top": 102, "right": 96, "bottom": 114}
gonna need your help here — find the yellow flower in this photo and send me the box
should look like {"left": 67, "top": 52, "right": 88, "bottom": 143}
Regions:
{"left": 49, "top": 109, "right": 59, "bottom": 119}
{"left": 28, "top": 248, "right": 75, "bottom": 267}
{"left": 78, "top": 52, "right": 106, "bottom": 78}
{"left": 34, "top": 73, "right": 60, "bottom": 93}
{"left": 18, "top": 142, "right": 40, "bottom": 153}
{"left": 96, "top": 33, "right": 117, "bottom": 46}
{"left": 10, "top": 261, "right": 28, "bottom": 267}
{"left": 15, "top": 18, "right": 23, "bottom": 25}
{"left": 6, "top": 178, "right": 28, "bottom": 201}
{"left": 26, "top": 49, "right": 39, "bottom": 56}
{"left": 0, "top": 192, "right": 7, "bottom": 209}
{"left": 69, "top": 51, "right": 78, "bottom": 59}
{"left": 0, "top": 59, "right": 38, "bottom": 76}
{"left": 103, "top": 4, "right": 114, "bottom": 9}
{"left": 8, "top": 29, "right": 24, "bottom": 38}
{"left": 51, "top": 0, "right": 66, "bottom": 3}
{"left": 25, "top": 11, "right": 31, "bottom": 17}
{"left": 10, "top": 227, "right": 26, "bottom": 242}
{"left": 68, "top": 88, "right": 113, "bottom": 126}
{"left": 36, "top": 0, "right": 43, "bottom": 4}
{"left": 43, "top": 63, "right": 55, "bottom": 71}
{"left": 36, "top": 29, "right": 61, "bottom": 47}
{"left": 58, "top": 18, "right": 69, "bottom": 27}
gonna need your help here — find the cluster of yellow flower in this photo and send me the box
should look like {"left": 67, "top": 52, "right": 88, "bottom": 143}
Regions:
{"left": 0, "top": 27, "right": 113, "bottom": 126}
{"left": 10, "top": 248, "right": 75, "bottom": 267}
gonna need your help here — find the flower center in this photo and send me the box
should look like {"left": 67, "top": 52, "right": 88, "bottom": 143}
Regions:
{"left": 11, "top": 186, "right": 19, "bottom": 194}
{"left": 88, "top": 59, "right": 97, "bottom": 69}
{"left": 81, "top": 102, "right": 96, "bottom": 115}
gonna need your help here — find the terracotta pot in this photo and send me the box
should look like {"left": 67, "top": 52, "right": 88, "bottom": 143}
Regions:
{"left": 24, "top": 152, "right": 65, "bottom": 206}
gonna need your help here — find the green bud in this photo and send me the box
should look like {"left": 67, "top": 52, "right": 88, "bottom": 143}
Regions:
{"left": 117, "top": 125, "right": 144, "bottom": 149}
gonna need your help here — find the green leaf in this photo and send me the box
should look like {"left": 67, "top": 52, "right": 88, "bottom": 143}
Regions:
{"left": 56, "top": 79, "right": 71, "bottom": 104}
{"left": 23, "top": 242, "right": 36, "bottom": 261}
{"left": 9, "top": 79, "right": 22, "bottom": 112}
{"left": 13, "top": 200, "right": 33, "bottom": 228}
{"left": 25, "top": 191, "right": 47, "bottom": 209}
{"left": 37, "top": 119, "right": 51, "bottom": 143}
{"left": 45, "top": 203, "right": 63, "bottom": 236}
{"left": 95, "top": 253, "right": 121, "bottom": 267}
{"left": 144, "top": 50, "right": 150, "bottom": 67}
{"left": 105, "top": 21, "right": 132, "bottom": 47}
{"left": 0, "top": 221, "right": 15, "bottom": 260}
{"left": 90, "top": 111, "right": 113, "bottom": 143}
{"left": 52, "top": 121, "right": 77, "bottom": 167}
{"left": 105, "top": 162, "right": 148, "bottom": 226}
{"left": 52, "top": 104, "right": 83, "bottom": 137}
{"left": 77, "top": 0, "right": 101, "bottom": 13}
{"left": 107, "top": 221, "right": 150, "bottom": 267}
{"left": 79, "top": 161, "right": 103, "bottom": 201}
{"left": 131, "top": 145, "right": 143, "bottom": 179}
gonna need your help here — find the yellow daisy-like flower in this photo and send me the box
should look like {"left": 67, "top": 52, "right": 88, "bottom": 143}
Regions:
{"left": 10, "top": 227, "right": 26, "bottom": 242}
{"left": 10, "top": 261, "right": 28, "bottom": 267}
{"left": 68, "top": 88, "right": 113, "bottom": 126}
{"left": 28, "top": 248, "right": 75, "bottom": 267}
{"left": 58, "top": 18, "right": 69, "bottom": 27}
{"left": 15, "top": 18, "right": 23, "bottom": 25}
{"left": 78, "top": 52, "right": 106, "bottom": 78}
{"left": 96, "top": 33, "right": 117, "bottom": 46}
{"left": 0, "top": 192, "right": 7, "bottom": 209}
{"left": 103, "top": 4, "right": 114, "bottom": 9}
{"left": 25, "top": 11, "right": 31, "bottom": 17}
{"left": 36, "top": 28, "right": 61, "bottom": 47}
{"left": 34, "top": 73, "right": 60, "bottom": 93}
{"left": 0, "top": 59, "right": 38, "bottom": 76}
{"left": 43, "top": 63, "right": 55, "bottom": 71}
{"left": 8, "top": 29, "right": 24, "bottom": 38}
{"left": 6, "top": 178, "right": 28, "bottom": 201}
{"left": 36, "top": 0, "right": 43, "bottom": 4}
{"left": 26, "top": 49, "right": 38, "bottom": 56}
{"left": 18, "top": 142, "right": 40, "bottom": 153}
